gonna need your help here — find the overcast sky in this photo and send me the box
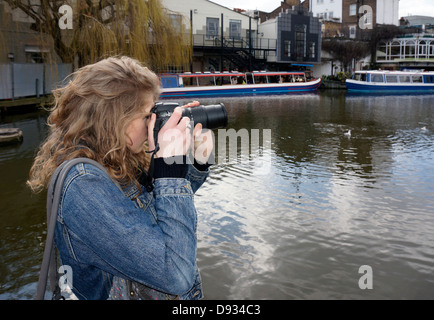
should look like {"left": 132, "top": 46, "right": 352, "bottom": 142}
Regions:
{"left": 210, "top": 0, "right": 434, "bottom": 18}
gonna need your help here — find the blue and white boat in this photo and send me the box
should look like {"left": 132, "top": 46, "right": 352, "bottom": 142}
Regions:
{"left": 159, "top": 71, "right": 321, "bottom": 98}
{"left": 346, "top": 70, "right": 434, "bottom": 92}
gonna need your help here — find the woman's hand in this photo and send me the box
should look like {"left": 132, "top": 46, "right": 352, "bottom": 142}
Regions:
{"left": 147, "top": 101, "right": 214, "bottom": 163}
{"left": 181, "top": 101, "right": 215, "bottom": 164}
{"left": 148, "top": 107, "right": 191, "bottom": 159}
{"left": 192, "top": 124, "right": 214, "bottom": 165}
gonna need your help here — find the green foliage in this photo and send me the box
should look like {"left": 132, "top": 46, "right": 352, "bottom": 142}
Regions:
{"left": 322, "top": 71, "right": 352, "bottom": 82}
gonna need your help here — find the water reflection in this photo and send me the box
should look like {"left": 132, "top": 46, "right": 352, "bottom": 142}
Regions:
{"left": 192, "top": 92, "right": 434, "bottom": 299}
{"left": 1, "top": 92, "right": 433, "bottom": 299}
{"left": 0, "top": 110, "right": 48, "bottom": 299}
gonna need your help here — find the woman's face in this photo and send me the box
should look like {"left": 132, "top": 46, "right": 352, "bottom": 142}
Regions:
{"left": 125, "top": 98, "right": 154, "bottom": 154}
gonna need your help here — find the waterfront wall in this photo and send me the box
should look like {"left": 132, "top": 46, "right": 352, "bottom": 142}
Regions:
{"left": 0, "top": 63, "right": 72, "bottom": 100}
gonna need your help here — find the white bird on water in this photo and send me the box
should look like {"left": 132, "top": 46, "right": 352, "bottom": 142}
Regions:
{"left": 344, "top": 130, "right": 351, "bottom": 138}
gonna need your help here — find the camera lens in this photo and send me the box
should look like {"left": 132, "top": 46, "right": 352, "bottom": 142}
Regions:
{"left": 182, "top": 103, "right": 228, "bottom": 129}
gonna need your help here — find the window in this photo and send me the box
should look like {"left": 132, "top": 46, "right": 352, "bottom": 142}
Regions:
{"left": 229, "top": 19, "right": 241, "bottom": 40}
{"left": 423, "top": 75, "right": 433, "bottom": 83}
{"left": 371, "top": 74, "right": 384, "bottom": 82}
{"left": 295, "top": 24, "right": 307, "bottom": 58}
{"left": 206, "top": 17, "right": 219, "bottom": 40}
{"left": 405, "top": 40, "right": 416, "bottom": 57}
{"left": 386, "top": 75, "right": 398, "bottom": 83}
{"left": 349, "top": 4, "right": 357, "bottom": 16}
{"left": 284, "top": 40, "right": 291, "bottom": 57}
{"left": 349, "top": 25, "right": 356, "bottom": 39}
{"left": 169, "top": 14, "right": 182, "bottom": 30}
{"left": 412, "top": 75, "right": 423, "bottom": 83}
{"left": 354, "top": 73, "right": 366, "bottom": 81}
{"left": 399, "top": 75, "right": 411, "bottom": 83}
{"left": 419, "top": 41, "right": 427, "bottom": 56}
{"left": 310, "top": 42, "right": 316, "bottom": 58}
{"left": 390, "top": 41, "right": 401, "bottom": 59}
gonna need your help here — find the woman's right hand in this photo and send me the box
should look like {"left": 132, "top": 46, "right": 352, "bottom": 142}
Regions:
{"left": 147, "top": 107, "right": 192, "bottom": 159}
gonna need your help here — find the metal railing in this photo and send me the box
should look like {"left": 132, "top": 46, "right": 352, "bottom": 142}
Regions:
{"left": 191, "top": 34, "right": 277, "bottom": 51}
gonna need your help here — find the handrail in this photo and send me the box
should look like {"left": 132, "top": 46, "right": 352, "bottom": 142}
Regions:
{"left": 192, "top": 33, "right": 277, "bottom": 51}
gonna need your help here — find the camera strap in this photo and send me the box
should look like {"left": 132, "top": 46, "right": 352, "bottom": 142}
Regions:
{"left": 144, "top": 141, "right": 160, "bottom": 192}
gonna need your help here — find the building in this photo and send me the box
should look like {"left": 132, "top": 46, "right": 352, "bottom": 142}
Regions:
{"left": 161, "top": 0, "right": 269, "bottom": 72}
{"left": 258, "top": 6, "right": 322, "bottom": 67}
{"left": 342, "top": 0, "right": 399, "bottom": 39}
{"left": 400, "top": 15, "right": 434, "bottom": 34}
{"left": 257, "top": 0, "right": 309, "bottom": 22}
{"left": 0, "top": 1, "right": 57, "bottom": 64}
{"left": 309, "top": 0, "right": 342, "bottom": 23}
{"left": 161, "top": 0, "right": 321, "bottom": 71}
{"left": 377, "top": 35, "right": 434, "bottom": 70}
{"left": 311, "top": 0, "right": 399, "bottom": 39}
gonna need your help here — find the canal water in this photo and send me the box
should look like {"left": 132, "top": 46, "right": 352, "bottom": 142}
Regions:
{"left": 0, "top": 91, "right": 433, "bottom": 299}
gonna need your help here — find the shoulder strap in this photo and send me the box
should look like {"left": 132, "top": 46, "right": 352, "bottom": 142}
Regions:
{"left": 34, "top": 158, "right": 121, "bottom": 300}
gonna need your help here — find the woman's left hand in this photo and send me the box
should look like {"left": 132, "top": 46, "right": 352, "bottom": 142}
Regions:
{"left": 192, "top": 124, "right": 214, "bottom": 164}
{"left": 181, "top": 101, "right": 214, "bottom": 165}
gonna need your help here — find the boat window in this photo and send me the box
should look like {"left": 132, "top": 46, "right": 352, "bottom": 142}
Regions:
{"left": 424, "top": 75, "right": 434, "bottom": 83}
{"left": 182, "top": 77, "right": 194, "bottom": 87}
{"left": 371, "top": 74, "right": 384, "bottom": 82}
{"left": 412, "top": 75, "right": 423, "bottom": 83}
{"left": 255, "top": 76, "right": 268, "bottom": 84}
{"left": 399, "top": 75, "right": 411, "bottom": 83}
{"left": 385, "top": 75, "right": 398, "bottom": 83}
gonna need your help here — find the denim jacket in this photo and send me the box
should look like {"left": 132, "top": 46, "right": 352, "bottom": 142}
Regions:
{"left": 54, "top": 161, "right": 208, "bottom": 300}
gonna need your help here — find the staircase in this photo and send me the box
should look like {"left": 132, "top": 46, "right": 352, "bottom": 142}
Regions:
{"left": 221, "top": 38, "right": 266, "bottom": 71}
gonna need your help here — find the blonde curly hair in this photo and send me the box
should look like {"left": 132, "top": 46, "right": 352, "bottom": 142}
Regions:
{"left": 27, "top": 56, "right": 161, "bottom": 193}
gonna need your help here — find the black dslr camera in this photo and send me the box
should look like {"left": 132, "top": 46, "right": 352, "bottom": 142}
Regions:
{"left": 151, "top": 102, "right": 228, "bottom": 145}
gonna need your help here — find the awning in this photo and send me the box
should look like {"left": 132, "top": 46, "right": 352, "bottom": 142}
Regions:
{"left": 291, "top": 63, "right": 314, "bottom": 67}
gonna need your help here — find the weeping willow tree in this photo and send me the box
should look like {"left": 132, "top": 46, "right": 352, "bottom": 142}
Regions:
{"left": 1, "top": 0, "right": 192, "bottom": 72}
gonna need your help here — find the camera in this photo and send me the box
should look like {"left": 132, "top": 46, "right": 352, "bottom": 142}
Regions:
{"left": 151, "top": 102, "right": 228, "bottom": 143}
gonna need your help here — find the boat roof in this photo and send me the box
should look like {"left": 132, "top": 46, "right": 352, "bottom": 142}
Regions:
{"left": 159, "top": 71, "right": 305, "bottom": 78}
{"left": 355, "top": 70, "right": 434, "bottom": 75}
{"left": 250, "top": 71, "right": 305, "bottom": 76}
{"left": 178, "top": 71, "right": 245, "bottom": 78}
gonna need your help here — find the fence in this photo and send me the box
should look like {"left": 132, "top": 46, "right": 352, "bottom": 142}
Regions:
{"left": 0, "top": 63, "right": 72, "bottom": 100}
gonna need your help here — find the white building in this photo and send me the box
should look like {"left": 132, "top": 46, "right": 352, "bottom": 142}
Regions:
{"left": 376, "top": 0, "right": 399, "bottom": 26}
{"left": 161, "top": 0, "right": 263, "bottom": 71}
{"left": 309, "top": 0, "right": 342, "bottom": 22}
{"left": 310, "top": 0, "right": 399, "bottom": 26}
{"left": 161, "top": 0, "right": 255, "bottom": 44}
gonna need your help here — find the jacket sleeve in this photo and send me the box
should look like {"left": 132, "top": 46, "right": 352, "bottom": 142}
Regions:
{"left": 60, "top": 166, "right": 198, "bottom": 295}
{"left": 185, "top": 163, "right": 209, "bottom": 193}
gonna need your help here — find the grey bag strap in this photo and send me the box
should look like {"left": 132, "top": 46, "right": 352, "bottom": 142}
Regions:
{"left": 35, "top": 158, "right": 120, "bottom": 300}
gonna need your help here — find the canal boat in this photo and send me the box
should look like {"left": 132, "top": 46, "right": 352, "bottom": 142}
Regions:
{"left": 346, "top": 70, "right": 434, "bottom": 92}
{"left": 159, "top": 71, "right": 321, "bottom": 98}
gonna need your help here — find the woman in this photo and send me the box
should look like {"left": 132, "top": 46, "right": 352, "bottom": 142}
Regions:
{"left": 27, "top": 56, "right": 213, "bottom": 300}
